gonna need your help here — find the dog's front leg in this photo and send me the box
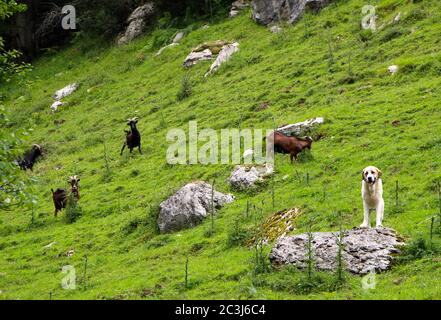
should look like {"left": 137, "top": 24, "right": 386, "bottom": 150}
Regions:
{"left": 360, "top": 202, "right": 370, "bottom": 228}
{"left": 375, "top": 199, "right": 384, "bottom": 228}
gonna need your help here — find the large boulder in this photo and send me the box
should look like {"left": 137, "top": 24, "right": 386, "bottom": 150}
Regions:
{"left": 158, "top": 181, "right": 234, "bottom": 233}
{"left": 252, "top": 0, "right": 331, "bottom": 26}
{"left": 117, "top": 3, "right": 155, "bottom": 45}
{"left": 270, "top": 227, "right": 404, "bottom": 274}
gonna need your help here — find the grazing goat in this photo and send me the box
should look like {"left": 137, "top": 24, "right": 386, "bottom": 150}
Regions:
{"left": 51, "top": 176, "right": 80, "bottom": 217}
{"left": 120, "top": 117, "right": 142, "bottom": 155}
{"left": 17, "top": 144, "right": 42, "bottom": 170}
{"left": 266, "top": 131, "right": 313, "bottom": 163}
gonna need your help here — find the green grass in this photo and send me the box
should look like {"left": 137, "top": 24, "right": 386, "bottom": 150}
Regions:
{"left": 1, "top": 0, "right": 441, "bottom": 299}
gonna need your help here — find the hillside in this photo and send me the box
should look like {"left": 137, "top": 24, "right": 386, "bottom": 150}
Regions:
{"left": 1, "top": 0, "right": 441, "bottom": 299}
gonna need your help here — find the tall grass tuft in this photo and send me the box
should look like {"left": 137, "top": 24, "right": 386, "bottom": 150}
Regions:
{"left": 177, "top": 73, "right": 192, "bottom": 101}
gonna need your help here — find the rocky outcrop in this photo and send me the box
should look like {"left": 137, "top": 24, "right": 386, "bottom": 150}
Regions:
{"left": 228, "top": 164, "right": 272, "bottom": 189}
{"left": 158, "top": 181, "right": 234, "bottom": 233}
{"left": 270, "top": 227, "right": 404, "bottom": 274}
{"left": 117, "top": 3, "right": 155, "bottom": 45}
{"left": 53, "top": 83, "right": 79, "bottom": 101}
{"left": 276, "top": 117, "right": 324, "bottom": 137}
{"left": 205, "top": 42, "right": 239, "bottom": 77}
{"left": 248, "top": 207, "right": 302, "bottom": 246}
{"left": 183, "top": 49, "right": 214, "bottom": 68}
{"left": 184, "top": 40, "right": 239, "bottom": 75}
{"left": 252, "top": 0, "right": 331, "bottom": 26}
{"left": 194, "top": 40, "right": 231, "bottom": 55}
{"left": 50, "top": 83, "right": 78, "bottom": 112}
{"left": 230, "top": 0, "right": 250, "bottom": 17}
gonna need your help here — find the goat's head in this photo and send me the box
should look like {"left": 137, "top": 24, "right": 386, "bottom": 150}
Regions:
{"left": 32, "top": 144, "right": 43, "bottom": 155}
{"left": 304, "top": 136, "right": 313, "bottom": 149}
{"left": 126, "top": 117, "right": 138, "bottom": 130}
{"left": 68, "top": 175, "right": 80, "bottom": 192}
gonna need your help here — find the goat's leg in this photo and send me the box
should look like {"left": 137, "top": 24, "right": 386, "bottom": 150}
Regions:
{"left": 120, "top": 143, "right": 126, "bottom": 155}
{"left": 290, "top": 153, "right": 294, "bottom": 164}
{"left": 138, "top": 144, "right": 142, "bottom": 154}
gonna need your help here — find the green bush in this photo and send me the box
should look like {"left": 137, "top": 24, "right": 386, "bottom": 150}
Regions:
{"left": 63, "top": 193, "right": 83, "bottom": 224}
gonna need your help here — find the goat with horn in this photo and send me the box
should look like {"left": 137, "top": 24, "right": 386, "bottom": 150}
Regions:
{"left": 121, "top": 117, "right": 142, "bottom": 155}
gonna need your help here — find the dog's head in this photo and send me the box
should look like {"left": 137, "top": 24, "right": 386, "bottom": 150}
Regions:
{"left": 362, "top": 166, "right": 382, "bottom": 184}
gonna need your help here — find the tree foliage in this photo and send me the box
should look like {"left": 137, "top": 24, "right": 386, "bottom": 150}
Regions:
{"left": 0, "top": 0, "right": 31, "bottom": 83}
{"left": 0, "top": 105, "right": 36, "bottom": 211}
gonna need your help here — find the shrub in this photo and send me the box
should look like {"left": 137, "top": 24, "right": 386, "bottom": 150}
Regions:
{"left": 63, "top": 193, "right": 83, "bottom": 224}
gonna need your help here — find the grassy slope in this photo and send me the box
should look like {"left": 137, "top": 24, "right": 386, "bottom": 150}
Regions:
{"left": 1, "top": 0, "right": 441, "bottom": 299}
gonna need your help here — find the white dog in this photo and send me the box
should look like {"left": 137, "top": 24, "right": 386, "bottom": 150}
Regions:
{"left": 360, "top": 166, "right": 384, "bottom": 228}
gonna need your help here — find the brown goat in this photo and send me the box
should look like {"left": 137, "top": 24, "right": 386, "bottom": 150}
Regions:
{"left": 51, "top": 176, "right": 80, "bottom": 217}
{"left": 267, "top": 131, "right": 313, "bottom": 163}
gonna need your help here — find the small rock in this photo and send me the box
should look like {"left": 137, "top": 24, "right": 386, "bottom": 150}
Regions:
{"left": 243, "top": 149, "right": 254, "bottom": 161}
{"left": 156, "top": 42, "right": 179, "bottom": 56}
{"left": 388, "top": 65, "right": 399, "bottom": 74}
{"left": 229, "top": 0, "right": 250, "bottom": 17}
{"left": 228, "top": 164, "right": 271, "bottom": 189}
{"left": 156, "top": 32, "right": 185, "bottom": 56}
{"left": 50, "top": 101, "right": 64, "bottom": 112}
{"left": 269, "top": 25, "right": 283, "bottom": 33}
{"left": 172, "top": 31, "right": 185, "bottom": 44}
{"left": 43, "top": 242, "right": 57, "bottom": 249}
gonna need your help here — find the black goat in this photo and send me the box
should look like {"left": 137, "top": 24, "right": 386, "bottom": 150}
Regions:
{"left": 120, "top": 117, "right": 142, "bottom": 155}
{"left": 17, "top": 144, "right": 42, "bottom": 170}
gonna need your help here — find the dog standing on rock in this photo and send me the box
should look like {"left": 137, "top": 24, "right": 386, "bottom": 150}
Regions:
{"left": 360, "top": 166, "right": 384, "bottom": 228}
